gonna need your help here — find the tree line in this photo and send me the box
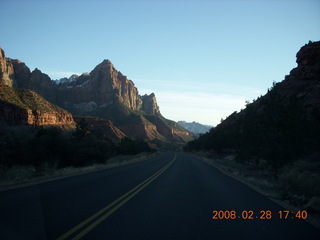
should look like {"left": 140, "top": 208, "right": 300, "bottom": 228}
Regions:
{"left": 0, "top": 121, "right": 154, "bottom": 171}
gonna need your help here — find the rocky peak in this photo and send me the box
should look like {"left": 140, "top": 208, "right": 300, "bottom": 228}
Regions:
{"left": 102, "top": 59, "right": 113, "bottom": 66}
{"left": 277, "top": 41, "right": 320, "bottom": 112}
{"left": 141, "top": 93, "right": 160, "bottom": 115}
{"left": 9, "top": 59, "right": 31, "bottom": 89}
{"left": 0, "top": 48, "right": 14, "bottom": 87}
{"left": 28, "top": 68, "right": 57, "bottom": 102}
{"left": 287, "top": 41, "right": 320, "bottom": 82}
{"left": 90, "top": 59, "right": 115, "bottom": 78}
{"left": 70, "top": 74, "right": 79, "bottom": 79}
{"left": 0, "top": 48, "right": 4, "bottom": 59}
{"left": 86, "top": 59, "right": 143, "bottom": 110}
{"left": 296, "top": 41, "right": 320, "bottom": 67}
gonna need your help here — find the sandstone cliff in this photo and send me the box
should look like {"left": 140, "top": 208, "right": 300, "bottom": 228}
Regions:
{"left": 0, "top": 85, "right": 75, "bottom": 128}
{"left": 141, "top": 93, "right": 160, "bottom": 115}
{"left": 0, "top": 49, "right": 14, "bottom": 87}
{"left": 50, "top": 60, "right": 144, "bottom": 114}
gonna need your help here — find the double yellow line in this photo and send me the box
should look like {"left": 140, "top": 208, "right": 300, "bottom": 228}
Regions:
{"left": 56, "top": 153, "right": 176, "bottom": 240}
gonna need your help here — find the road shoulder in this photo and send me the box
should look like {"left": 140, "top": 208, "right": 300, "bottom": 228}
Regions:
{"left": 188, "top": 152, "right": 320, "bottom": 229}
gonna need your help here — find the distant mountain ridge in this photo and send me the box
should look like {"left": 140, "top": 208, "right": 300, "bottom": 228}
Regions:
{"left": 177, "top": 121, "right": 213, "bottom": 134}
{"left": 0, "top": 48, "right": 193, "bottom": 145}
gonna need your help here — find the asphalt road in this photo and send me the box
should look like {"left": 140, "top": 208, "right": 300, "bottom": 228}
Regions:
{"left": 0, "top": 152, "right": 319, "bottom": 240}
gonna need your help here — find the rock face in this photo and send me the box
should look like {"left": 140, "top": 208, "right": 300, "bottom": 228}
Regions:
{"left": 141, "top": 93, "right": 160, "bottom": 115}
{"left": 0, "top": 49, "right": 14, "bottom": 87}
{"left": 0, "top": 85, "right": 75, "bottom": 128}
{"left": 278, "top": 41, "right": 320, "bottom": 112}
{"left": 73, "top": 117, "right": 126, "bottom": 142}
{"left": 25, "top": 110, "right": 74, "bottom": 126}
{"left": 88, "top": 60, "right": 142, "bottom": 110}
{"left": 0, "top": 47, "right": 192, "bottom": 143}
{"left": 10, "top": 59, "right": 31, "bottom": 89}
{"left": 50, "top": 60, "right": 145, "bottom": 114}
{"left": 296, "top": 41, "right": 320, "bottom": 68}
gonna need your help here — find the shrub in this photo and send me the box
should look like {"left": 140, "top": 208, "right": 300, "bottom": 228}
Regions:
{"left": 278, "top": 167, "right": 320, "bottom": 205}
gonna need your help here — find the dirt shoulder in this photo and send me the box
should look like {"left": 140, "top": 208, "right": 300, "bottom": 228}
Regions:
{"left": 191, "top": 152, "right": 320, "bottom": 229}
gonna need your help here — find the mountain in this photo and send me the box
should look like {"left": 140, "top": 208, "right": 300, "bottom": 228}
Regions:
{"left": 185, "top": 41, "right": 320, "bottom": 169}
{"left": 0, "top": 50, "right": 75, "bottom": 128}
{"left": 177, "top": 121, "right": 213, "bottom": 134}
{"left": 0, "top": 48, "right": 193, "bottom": 144}
{"left": 9, "top": 59, "right": 149, "bottom": 114}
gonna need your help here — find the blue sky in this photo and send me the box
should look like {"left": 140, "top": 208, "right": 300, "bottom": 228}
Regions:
{"left": 1, "top": 0, "right": 319, "bottom": 125}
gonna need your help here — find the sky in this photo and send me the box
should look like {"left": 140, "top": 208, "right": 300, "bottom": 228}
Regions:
{"left": 1, "top": 0, "right": 319, "bottom": 126}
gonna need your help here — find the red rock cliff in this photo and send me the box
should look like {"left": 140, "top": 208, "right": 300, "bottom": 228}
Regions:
{"left": 0, "top": 48, "right": 14, "bottom": 87}
{"left": 0, "top": 84, "right": 75, "bottom": 128}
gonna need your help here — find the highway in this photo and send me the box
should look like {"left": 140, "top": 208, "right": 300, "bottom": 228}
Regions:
{"left": 0, "top": 152, "right": 319, "bottom": 240}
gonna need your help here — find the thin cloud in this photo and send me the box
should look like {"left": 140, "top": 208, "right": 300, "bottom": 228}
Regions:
{"left": 156, "top": 90, "right": 247, "bottom": 126}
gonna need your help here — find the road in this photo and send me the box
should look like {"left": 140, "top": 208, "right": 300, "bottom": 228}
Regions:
{"left": 0, "top": 152, "right": 319, "bottom": 240}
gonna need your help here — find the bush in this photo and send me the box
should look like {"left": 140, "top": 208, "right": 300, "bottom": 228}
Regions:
{"left": 278, "top": 167, "right": 320, "bottom": 205}
{"left": 0, "top": 123, "right": 35, "bottom": 167}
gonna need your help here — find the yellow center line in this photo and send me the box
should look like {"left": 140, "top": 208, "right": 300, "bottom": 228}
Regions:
{"left": 56, "top": 153, "right": 176, "bottom": 240}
